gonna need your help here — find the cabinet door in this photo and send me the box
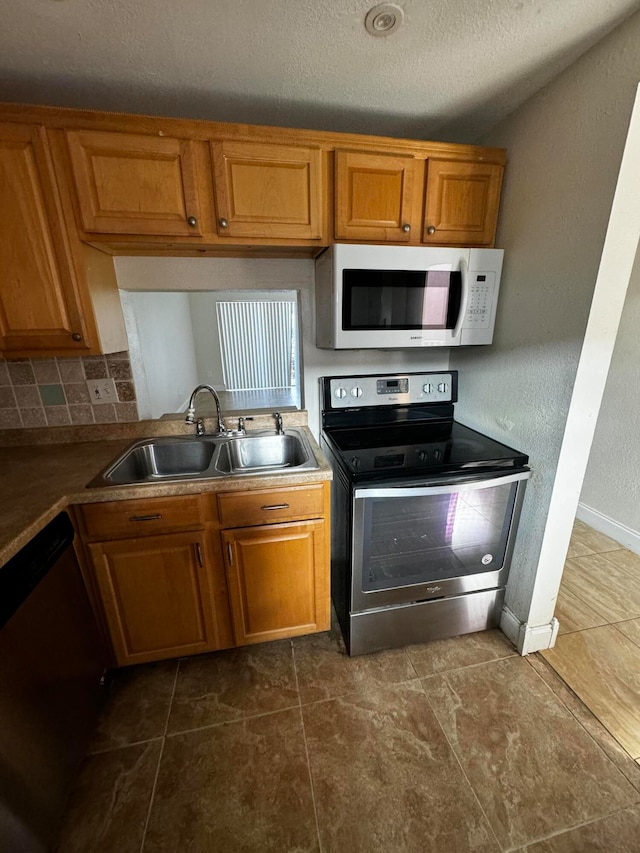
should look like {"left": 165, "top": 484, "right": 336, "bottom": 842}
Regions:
{"left": 211, "top": 140, "right": 323, "bottom": 239}
{"left": 223, "top": 520, "right": 329, "bottom": 645}
{"left": 423, "top": 160, "right": 503, "bottom": 246}
{"left": 334, "top": 150, "right": 416, "bottom": 242}
{"left": 66, "top": 130, "right": 202, "bottom": 236}
{"left": 89, "top": 532, "right": 225, "bottom": 666}
{"left": 0, "top": 123, "right": 89, "bottom": 353}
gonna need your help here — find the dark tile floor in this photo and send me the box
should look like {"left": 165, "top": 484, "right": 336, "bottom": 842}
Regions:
{"left": 56, "top": 623, "right": 640, "bottom": 852}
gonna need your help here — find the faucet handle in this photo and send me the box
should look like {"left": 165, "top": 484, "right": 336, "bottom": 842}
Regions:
{"left": 238, "top": 416, "right": 254, "bottom": 434}
{"left": 273, "top": 412, "right": 284, "bottom": 435}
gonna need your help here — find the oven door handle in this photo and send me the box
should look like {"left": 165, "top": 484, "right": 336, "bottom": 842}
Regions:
{"left": 354, "top": 469, "right": 531, "bottom": 500}
{"left": 452, "top": 257, "right": 469, "bottom": 340}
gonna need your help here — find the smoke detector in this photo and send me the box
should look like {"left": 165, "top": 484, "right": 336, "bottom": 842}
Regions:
{"left": 364, "top": 4, "right": 404, "bottom": 37}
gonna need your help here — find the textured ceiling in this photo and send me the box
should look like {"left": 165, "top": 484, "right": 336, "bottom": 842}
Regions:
{"left": 1, "top": 0, "right": 640, "bottom": 142}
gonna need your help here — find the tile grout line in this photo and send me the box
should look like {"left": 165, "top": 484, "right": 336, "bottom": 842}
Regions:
{"left": 138, "top": 660, "right": 180, "bottom": 853}
{"left": 416, "top": 672, "right": 505, "bottom": 852}
{"left": 611, "top": 621, "right": 640, "bottom": 650}
{"left": 291, "top": 640, "right": 324, "bottom": 853}
{"left": 88, "top": 735, "right": 164, "bottom": 756}
{"left": 502, "top": 803, "right": 640, "bottom": 852}
{"left": 525, "top": 656, "right": 640, "bottom": 796}
{"left": 536, "top": 623, "right": 640, "bottom": 763}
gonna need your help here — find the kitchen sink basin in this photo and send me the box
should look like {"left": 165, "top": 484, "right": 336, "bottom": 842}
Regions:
{"left": 87, "top": 429, "right": 319, "bottom": 487}
{"left": 215, "top": 433, "right": 310, "bottom": 474}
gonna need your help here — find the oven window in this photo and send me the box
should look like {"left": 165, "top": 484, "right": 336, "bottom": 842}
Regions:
{"left": 359, "top": 480, "right": 517, "bottom": 591}
{"left": 342, "top": 269, "right": 461, "bottom": 331}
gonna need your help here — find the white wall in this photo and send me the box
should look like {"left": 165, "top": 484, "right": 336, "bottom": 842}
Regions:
{"left": 121, "top": 290, "right": 199, "bottom": 419}
{"left": 114, "top": 256, "right": 450, "bottom": 436}
{"left": 188, "top": 292, "right": 225, "bottom": 388}
{"left": 451, "top": 12, "right": 640, "bottom": 648}
{"left": 579, "top": 245, "right": 640, "bottom": 544}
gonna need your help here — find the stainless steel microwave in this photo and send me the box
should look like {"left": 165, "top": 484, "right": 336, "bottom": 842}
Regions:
{"left": 315, "top": 244, "right": 504, "bottom": 349}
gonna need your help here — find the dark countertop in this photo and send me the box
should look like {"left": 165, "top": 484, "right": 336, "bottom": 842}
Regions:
{"left": 0, "top": 424, "right": 331, "bottom": 568}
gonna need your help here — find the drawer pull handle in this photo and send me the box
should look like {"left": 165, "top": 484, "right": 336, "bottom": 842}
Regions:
{"left": 261, "top": 503, "right": 290, "bottom": 511}
{"left": 227, "top": 542, "right": 233, "bottom": 565}
{"left": 129, "top": 514, "right": 163, "bottom": 522}
{"left": 196, "top": 542, "right": 204, "bottom": 568}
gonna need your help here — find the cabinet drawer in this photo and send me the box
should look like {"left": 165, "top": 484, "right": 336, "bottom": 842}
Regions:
{"left": 79, "top": 495, "right": 204, "bottom": 540}
{"left": 217, "top": 484, "right": 325, "bottom": 528}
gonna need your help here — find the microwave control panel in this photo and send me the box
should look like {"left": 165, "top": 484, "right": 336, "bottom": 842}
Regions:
{"left": 464, "top": 273, "right": 497, "bottom": 330}
{"left": 326, "top": 372, "right": 456, "bottom": 408}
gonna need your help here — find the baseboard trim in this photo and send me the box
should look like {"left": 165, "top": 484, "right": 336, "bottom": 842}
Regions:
{"left": 576, "top": 502, "right": 640, "bottom": 555}
{"left": 500, "top": 605, "right": 560, "bottom": 655}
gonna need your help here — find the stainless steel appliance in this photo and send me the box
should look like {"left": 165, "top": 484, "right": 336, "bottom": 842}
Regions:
{"left": 320, "top": 371, "right": 530, "bottom": 655}
{"left": 0, "top": 513, "right": 106, "bottom": 851}
{"left": 315, "top": 244, "right": 504, "bottom": 349}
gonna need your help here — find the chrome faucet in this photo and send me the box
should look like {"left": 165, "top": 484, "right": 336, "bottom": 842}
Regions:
{"left": 185, "top": 385, "right": 228, "bottom": 435}
{"left": 273, "top": 412, "right": 284, "bottom": 435}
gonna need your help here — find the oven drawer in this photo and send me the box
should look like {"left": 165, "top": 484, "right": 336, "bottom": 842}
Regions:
{"left": 349, "top": 588, "right": 506, "bottom": 655}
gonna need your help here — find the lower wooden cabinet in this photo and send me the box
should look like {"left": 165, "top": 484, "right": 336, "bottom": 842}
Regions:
{"left": 75, "top": 481, "right": 330, "bottom": 666}
{"left": 89, "top": 531, "right": 227, "bottom": 666}
{"left": 223, "top": 519, "right": 328, "bottom": 645}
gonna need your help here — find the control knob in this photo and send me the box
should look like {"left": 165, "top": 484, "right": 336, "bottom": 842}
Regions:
{"left": 423, "top": 383, "right": 432, "bottom": 394}
{"left": 350, "top": 386, "right": 363, "bottom": 398}
{"left": 418, "top": 450, "right": 428, "bottom": 462}
{"left": 334, "top": 387, "right": 347, "bottom": 399}
{"left": 437, "top": 382, "right": 448, "bottom": 393}
{"left": 351, "top": 457, "right": 360, "bottom": 468}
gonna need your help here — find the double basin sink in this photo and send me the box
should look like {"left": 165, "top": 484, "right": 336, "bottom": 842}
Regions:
{"left": 88, "top": 428, "right": 319, "bottom": 487}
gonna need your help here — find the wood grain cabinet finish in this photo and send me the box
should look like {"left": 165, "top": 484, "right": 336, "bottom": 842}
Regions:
{"left": 89, "top": 531, "right": 225, "bottom": 666}
{"left": 211, "top": 140, "right": 323, "bottom": 240}
{"left": 66, "top": 129, "right": 203, "bottom": 237}
{"left": 334, "top": 149, "right": 417, "bottom": 242}
{"left": 0, "top": 122, "right": 89, "bottom": 353}
{"left": 223, "top": 520, "right": 328, "bottom": 645}
{"left": 79, "top": 494, "right": 204, "bottom": 541}
{"left": 423, "top": 159, "right": 503, "bottom": 246}
{"left": 219, "top": 482, "right": 330, "bottom": 646}
{"left": 77, "top": 495, "right": 233, "bottom": 667}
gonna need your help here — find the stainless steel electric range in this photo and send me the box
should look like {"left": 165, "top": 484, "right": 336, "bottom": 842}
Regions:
{"left": 320, "top": 371, "right": 531, "bottom": 656}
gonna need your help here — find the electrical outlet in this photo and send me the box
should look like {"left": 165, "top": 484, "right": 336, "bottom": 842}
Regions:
{"left": 86, "top": 378, "right": 117, "bottom": 404}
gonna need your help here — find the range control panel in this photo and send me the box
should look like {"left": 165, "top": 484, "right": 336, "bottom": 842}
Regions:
{"left": 327, "top": 372, "right": 456, "bottom": 409}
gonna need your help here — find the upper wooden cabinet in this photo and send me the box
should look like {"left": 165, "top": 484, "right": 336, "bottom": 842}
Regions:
{"left": 423, "top": 160, "right": 503, "bottom": 246}
{"left": 334, "top": 150, "right": 417, "bottom": 242}
{"left": 0, "top": 122, "right": 91, "bottom": 354}
{"left": 211, "top": 140, "right": 323, "bottom": 240}
{"left": 0, "top": 102, "right": 507, "bottom": 270}
{"left": 66, "top": 130, "right": 203, "bottom": 237}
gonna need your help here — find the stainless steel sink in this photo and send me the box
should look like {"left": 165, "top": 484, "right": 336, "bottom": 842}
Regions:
{"left": 215, "top": 433, "right": 311, "bottom": 475}
{"left": 87, "top": 429, "right": 318, "bottom": 487}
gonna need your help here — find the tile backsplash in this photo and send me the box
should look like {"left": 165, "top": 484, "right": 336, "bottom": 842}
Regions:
{"left": 0, "top": 352, "right": 138, "bottom": 429}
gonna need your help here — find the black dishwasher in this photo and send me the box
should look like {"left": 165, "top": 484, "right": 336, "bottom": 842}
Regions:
{"left": 0, "top": 512, "right": 106, "bottom": 852}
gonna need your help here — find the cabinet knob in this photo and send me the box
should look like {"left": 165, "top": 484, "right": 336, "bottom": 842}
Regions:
{"left": 219, "top": 218, "right": 229, "bottom": 228}
{"left": 402, "top": 223, "right": 411, "bottom": 233}
{"left": 71, "top": 332, "right": 82, "bottom": 342}
{"left": 187, "top": 216, "right": 198, "bottom": 227}
{"left": 427, "top": 225, "right": 436, "bottom": 235}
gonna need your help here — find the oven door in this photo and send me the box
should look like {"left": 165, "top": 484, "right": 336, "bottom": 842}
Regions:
{"left": 351, "top": 469, "right": 530, "bottom": 612}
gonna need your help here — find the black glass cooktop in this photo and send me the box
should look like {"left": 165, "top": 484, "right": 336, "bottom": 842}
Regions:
{"left": 323, "top": 420, "right": 529, "bottom": 481}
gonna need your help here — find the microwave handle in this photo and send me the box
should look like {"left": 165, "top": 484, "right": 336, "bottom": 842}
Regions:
{"left": 452, "top": 258, "right": 469, "bottom": 339}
